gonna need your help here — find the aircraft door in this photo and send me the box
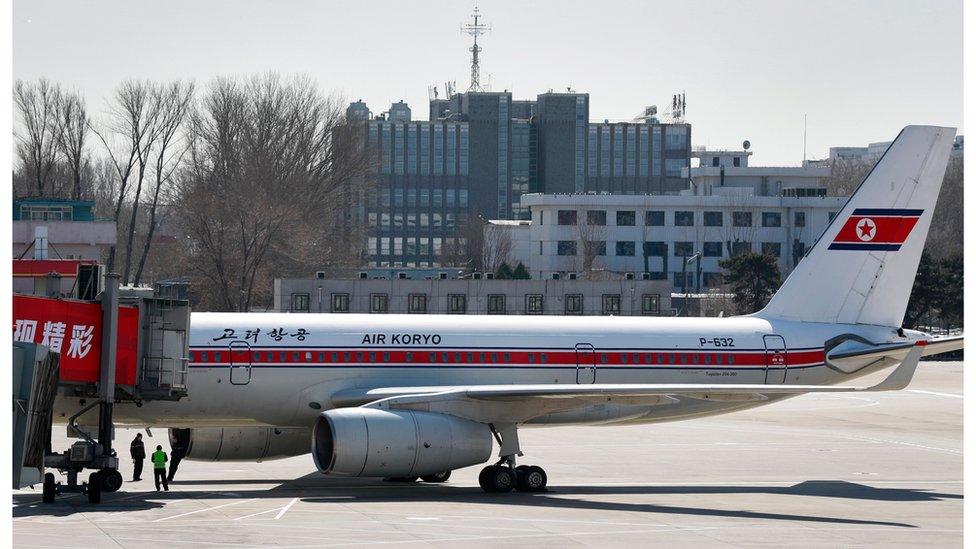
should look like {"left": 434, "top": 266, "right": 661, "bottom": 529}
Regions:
{"left": 229, "top": 340, "right": 252, "bottom": 385}
{"left": 763, "top": 335, "right": 788, "bottom": 384}
{"left": 575, "top": 343, "right": 597, "bottom": 384}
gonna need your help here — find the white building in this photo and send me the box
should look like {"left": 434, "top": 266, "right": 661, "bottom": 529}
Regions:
{"left": 685, "top": 148, "right": 830, "bottom": 197}
{"left": 492, "top": 191, "right": 848, "bottom": 290}
{"left": 830, "top": 135, "right": 963, "bottom": 162}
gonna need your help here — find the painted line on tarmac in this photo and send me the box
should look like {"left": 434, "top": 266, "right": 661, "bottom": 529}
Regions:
{"left": 907, "top": 389, "right": 963, "bottom": 399}
{"left": 275, "top": 497, "right": 299, "bottom": 520}
{"left": 153, "top": 498, "right": 255, "bottom": 522}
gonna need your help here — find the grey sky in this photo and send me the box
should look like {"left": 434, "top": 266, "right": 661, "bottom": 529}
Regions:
{"left": 13, "top": 0, "right": 963, "bottom": 165}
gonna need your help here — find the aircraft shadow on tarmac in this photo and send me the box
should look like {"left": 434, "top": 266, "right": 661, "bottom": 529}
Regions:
{"left": 13, "top": 473, "right": 960, "bottom": 527}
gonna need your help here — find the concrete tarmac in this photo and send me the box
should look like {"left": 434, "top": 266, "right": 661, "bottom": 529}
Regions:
{"left": 14, "top": 361, "right": 962, "bottom": 548}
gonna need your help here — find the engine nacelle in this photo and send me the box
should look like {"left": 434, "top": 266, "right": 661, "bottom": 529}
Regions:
{"left": 313, "top": 408, "right": 492, "bottom": 477}
{"left": 172, "top": 427, "right": 310, "bottom": 462}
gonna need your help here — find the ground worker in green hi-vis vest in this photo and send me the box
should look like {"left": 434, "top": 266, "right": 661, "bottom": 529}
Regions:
{"left": 151, "top": 445, "right": 169, "bottom": 491}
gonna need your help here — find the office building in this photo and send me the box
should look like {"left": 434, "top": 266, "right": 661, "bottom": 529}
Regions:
{"left": 351, "top": 92, "right": 691, "bottom": 268}
{"left": 274, "top": 274, "right": 671, "bottom": 316}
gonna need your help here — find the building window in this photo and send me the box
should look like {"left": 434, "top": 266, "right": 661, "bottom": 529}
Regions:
{"left": 703, "top": 211, "right": 723, "bottom": 227}
{"left": 602, "top": 294, "right": 621, "bottom": 315}
{"left": 733, "top": 211, "right": 753, "bottom": 227}
{"left": 733, "top": 156, "right": 741, "bottom": 167}
{"left": 616, "top": 211, "right": 636, "bottom": 226}
{"left": 291, "top": 293, "right": 310, "bottom": 312}
{"left": 794, "top": 211, "right": 806, "bottom": 227}
{"left": 586, "top": 210, "right": 607, "bottom": 225}
{"left": 448, "top": 294, "right": 467, "bottom": 314}
{"left": 731, "top": 241, "right": 752, "bottom": 256}
{"left": 369, "top": 293, "right": 388, "bottom": 313}
{"left": 408, "top": 294, "right": 427, "bottom": 314}
{"left": 557, "top": 241, "right": 578, "bottom": 256}
{"left": 487, "top": 294, "right": 506, "bottom": 314}
{"left": 565, "top": 294, "right": 583, "bottom": 315}
{"left": 644, "top": 241, "right": 666, "bottom": 256}
{"left": 762, "top": 212, "right": 782, "bottom": 227}
{"left": 646, "top": 211, "right": 665, "bottom": 226}
{"left": 331, "top": 293, "right": 349, "bottom": 313}
{"left": 674, "top": 211, "right": 694, "bottom": 226}
{"left": 762, "top": 242, "right": 782, "bottom": 257}
{"left": 642, "top": 294, "right": 660, "bottom": 315}
{"left": 557, "top": 210, "right": 578, "bottom": 225}
{"left": 703, "top": 242, "right": 723, "bottom": 257}
{"left": 615, "top": 241, "right": 636, "bottom": 256}
{"left": 674, "top": 241, "right": 694, "bottom": 257}
{"left": 828, "top": 211, "right": 839, "bottom": 223}
{"left": 526, "top": 294, "right": 543, "bottom": 315}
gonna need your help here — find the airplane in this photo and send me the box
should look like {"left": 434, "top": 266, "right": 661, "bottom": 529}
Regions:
{"left": 53, "top": 125, "right": 963, "bottom": 493}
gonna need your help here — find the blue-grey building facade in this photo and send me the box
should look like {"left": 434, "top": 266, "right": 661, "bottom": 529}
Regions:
{"left": 351, "top": 92, "right": 691, "bottom": 268}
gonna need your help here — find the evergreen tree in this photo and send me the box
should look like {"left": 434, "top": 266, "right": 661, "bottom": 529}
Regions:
{"left": 719, "top": 252, "right": 781, "bottom": 314}
{"left": 494, "top": 261, "right": 514, "bottom": 280}
{"left": 512, "top": 262, "right": 531, "bottom": 279}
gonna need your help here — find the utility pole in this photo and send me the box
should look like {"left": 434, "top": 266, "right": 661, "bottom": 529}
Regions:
{"left": 462, "top": 7, "right": 491, "bottom": 92}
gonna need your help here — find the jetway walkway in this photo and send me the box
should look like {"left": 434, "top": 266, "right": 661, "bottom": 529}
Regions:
{"left": 12, "top": 270, "right": 191, "bottom": 504}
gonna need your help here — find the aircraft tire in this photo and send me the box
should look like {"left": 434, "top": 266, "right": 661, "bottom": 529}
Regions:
{"left": 420, "top": 471, "right": 451, "bottom": 483}
{"left": 383, "top": 476, "right": 419, "bottom": 483}
{"left": 478, "top": 465, "right": 515, "bottom": 493}
{"left": 515, "top": 465, "right": 547, "bottom": 492}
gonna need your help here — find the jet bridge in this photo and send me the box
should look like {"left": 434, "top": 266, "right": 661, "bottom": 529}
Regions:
{"left": 12, "top": 270, "right": 190, "bottom": 503}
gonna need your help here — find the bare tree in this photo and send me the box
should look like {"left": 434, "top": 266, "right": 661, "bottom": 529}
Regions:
{"left": 54, "top": 91, "right": 91, "bottom": 200}
{"left": 175, "top": 74, "right": 371, "bottom": 311}
{"left": 576, "top": 212, "right": 605, "bottom": 277}
{"left": 481, "top": 223, "right": 514, "bottom": 273}
{"left": 14, "top": 79, "right": 63, "bottom": 197}
{"left": 132, "top": 82, "right": 196, "bottom": 285}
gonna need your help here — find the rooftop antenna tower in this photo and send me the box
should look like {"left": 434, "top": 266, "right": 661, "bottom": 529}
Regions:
{"left": 461, "top": 7, "right": 491, "bottom": 92}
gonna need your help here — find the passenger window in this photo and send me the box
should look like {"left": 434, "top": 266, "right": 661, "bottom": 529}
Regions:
{"left": 318, "top": 352, "right": 325, "bottom": 362}
{"left": 429, "top": 352, "right": 437, "bottom": 362}
{"left": 600, "top": 354, "right": 609, "bottom": 364}
{"left": 528, "top": 353, "right": 535, "bottom": 363}
{"left": 442, "top": 352, "right": 450, "bottom": 363}
{"left": 356, "top": 352, "right": 363, "bottom": 362}
{"left": 480, "top": 353, "right": 487, "bottom": 363}
{"left": 669, "top": 354, "right": 676, "bottom": 364}
{"left": 383, "top": 352, "right": 390, "bottom": 362}
{"left": 467, "top": 353, "right": 474, "bottom": 363}
{"left": 201, "top": 352, "right": 209, "bottom": 362}
{"left": 491, "top": 353, "right": 498, "bottom": 363}
{"left": 540, "top": 353, "right": 548, "bottom": 363}
{"left": 293, "top": 352, "right": 300, "bottom": 361}
{"left": 406, "top": 352, "right": 413, "bottom": 362}
{"left": 621, "top": 354, "right": 628, "bottom": 364}
{"left": 728, "top": 354, "right": 735, "bottom": 365}
{"left": 369, "top": 352, "right": 376, "bottom": 362}
{"left": 680, "top": 354, "right": 688, "bottom": 364}
{"left": 343, "top": 352, "right": 350, "bottom": 362}
{"left": 214, "top": 352, "right": 222, "bottom": 362}
{"left": 692, "top": 354, "right": 699, "bottom": 365}
{"left": 331, "top": 352, "right": 338, "bottom": 362}
{"left": 504, "top": 353, "right": 511, "bottom": 363}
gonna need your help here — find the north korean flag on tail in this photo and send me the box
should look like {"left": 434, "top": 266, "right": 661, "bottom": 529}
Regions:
{"left": 828, "top": 208, "right": 923, "bottom": 251}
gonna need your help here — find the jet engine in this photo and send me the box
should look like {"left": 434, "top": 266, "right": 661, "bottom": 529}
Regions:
{"left": 312, "top": 408, "right": 492, "bottom": 477}
{"left": 171, "top": 427, "right": 310, "bottom": 462}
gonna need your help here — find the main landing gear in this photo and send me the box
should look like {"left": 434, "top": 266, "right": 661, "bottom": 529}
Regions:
{"left": 478, "top": 424, "right": 548, "bottom": 494}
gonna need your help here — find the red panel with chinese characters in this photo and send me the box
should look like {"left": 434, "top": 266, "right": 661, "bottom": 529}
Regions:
{"left": 12, "top": 294, "right": 140, "bottom": 386}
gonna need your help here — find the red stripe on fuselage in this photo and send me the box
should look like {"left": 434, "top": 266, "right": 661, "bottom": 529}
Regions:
{"left": 187, "top": 347, "right": 826, "bottom": 368}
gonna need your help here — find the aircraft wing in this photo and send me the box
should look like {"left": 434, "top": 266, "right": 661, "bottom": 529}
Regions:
{"left": 331, "top": 345, "right": 930, "bottom": 425}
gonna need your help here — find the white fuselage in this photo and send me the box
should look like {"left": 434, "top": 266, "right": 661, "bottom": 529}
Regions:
{"left": 53, "top": 312, "right": 904, "bottom": 429}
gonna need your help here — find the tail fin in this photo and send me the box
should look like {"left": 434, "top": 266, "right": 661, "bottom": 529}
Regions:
{"left": 758, "top": 125, "right": 956, "bottom": 327}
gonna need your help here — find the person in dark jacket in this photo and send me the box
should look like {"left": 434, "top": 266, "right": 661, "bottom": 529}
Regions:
{"left": 130, "top": 433, "right": 146, "bottom": 481}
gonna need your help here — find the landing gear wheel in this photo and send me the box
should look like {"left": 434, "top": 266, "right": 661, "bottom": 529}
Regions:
{"left": 515, "top": 465, "right": 547, "bottom": 492}
{"left": 420, "top": 471, "right": 451, "bottom": 483}
{"left": 478, "top": 465, "right": 516, "bottom": 493}
{"left": 87, "top": 472, "right": 102, "bottom": 504}
{"left": 101, "top": 469, "right": 123, "bottom": 492}
{"left": 383, "top": 476, "right": 419, "bottom": 483}
{"left": 42, "top": 473, "right": 56, "bottom": 503}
